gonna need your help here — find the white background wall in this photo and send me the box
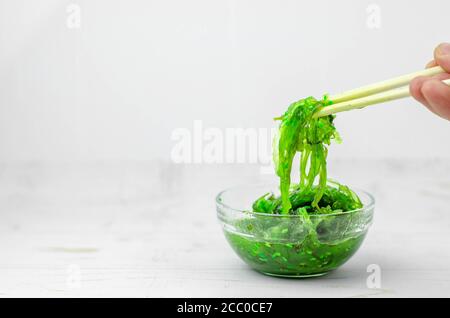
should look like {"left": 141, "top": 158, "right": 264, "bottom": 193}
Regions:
{"left": 0, "top": 0, "right": 449, "bottom": 162}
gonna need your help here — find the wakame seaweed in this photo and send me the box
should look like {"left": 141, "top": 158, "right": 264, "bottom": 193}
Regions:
{"left": 221, "top": 96, "right": 371, "bottom": 277}
{"left": 254, "top": 96, "right": 362, "bottom": 215}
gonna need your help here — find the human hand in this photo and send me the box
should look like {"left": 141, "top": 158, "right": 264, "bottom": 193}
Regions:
{"left": 410, "top": 43, "right": 450, "bottom": 120}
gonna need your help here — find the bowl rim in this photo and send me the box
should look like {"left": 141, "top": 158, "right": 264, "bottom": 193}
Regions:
{"left": 215, "top": 182, "right": 375, "bottom": 218}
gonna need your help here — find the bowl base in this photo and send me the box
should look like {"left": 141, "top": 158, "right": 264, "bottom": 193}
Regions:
{"left": 259, "top": 270, "right": 330, "bottom": 279}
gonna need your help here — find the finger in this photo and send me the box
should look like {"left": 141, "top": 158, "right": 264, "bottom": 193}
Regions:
{"left": 410, "top": 74, "right": 450, "bottom": 105}
{"left": 426, "top": 60, "right": 437, "bottom": 68}
{"left": 432, "top": 73, "right": 450, "bottom": 81}
{"left": 410, "top": 76, "right": 432, "bottom": 109}
{"left": 434, "top": 43, "right": 450, "bottom": 72}
{"left": 410, "top": 74, "right": 450, "bottom": 115}
{"left": 421, "top": 79, "right": 450, "bottom": 120}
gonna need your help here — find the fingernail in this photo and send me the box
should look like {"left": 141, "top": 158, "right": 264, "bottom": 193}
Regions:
{"left": 437, "top": 43, "right": 450, "bottom": 56}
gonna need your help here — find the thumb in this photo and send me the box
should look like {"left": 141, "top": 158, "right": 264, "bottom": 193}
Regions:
{"left": 435, "top": 43, "right": 450, "bottom": 73}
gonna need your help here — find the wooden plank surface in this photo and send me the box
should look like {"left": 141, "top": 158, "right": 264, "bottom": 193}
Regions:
{"left": 0, "top": 160, "right": 449, "bottom": 297}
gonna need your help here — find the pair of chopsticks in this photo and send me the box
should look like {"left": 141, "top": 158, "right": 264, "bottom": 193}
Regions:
{"left": 314, "top": 66, "right": 450, "bottom": 118}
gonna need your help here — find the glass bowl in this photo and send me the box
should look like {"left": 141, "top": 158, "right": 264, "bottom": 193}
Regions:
{"left": 216, "top": 183, "right": 375, "bottom": 278}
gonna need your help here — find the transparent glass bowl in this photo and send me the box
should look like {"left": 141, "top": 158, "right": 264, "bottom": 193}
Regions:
{"left": 216, "top": 184, "right": 375, "bottom": 278}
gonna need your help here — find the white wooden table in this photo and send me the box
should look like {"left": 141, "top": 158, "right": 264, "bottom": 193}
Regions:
{"left": 0, "top": 160, "right": 449, "bottom": 297}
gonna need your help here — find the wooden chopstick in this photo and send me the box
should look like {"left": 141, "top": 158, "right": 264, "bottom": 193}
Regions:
{"left": 329, "top": 66, "right": 445, "bottom": 103}
{"left": 314, "top": 66, "right": 449, "bottom": 118}
{"left": 315, "top": 78, "right": 450, "bottom": 117}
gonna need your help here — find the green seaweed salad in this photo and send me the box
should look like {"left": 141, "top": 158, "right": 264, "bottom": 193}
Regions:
{"left": 223, "top": 96, "right": 370, "bottom": 277}
{"left": 255, "top": 95, "right": 363, "bottom": 215}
